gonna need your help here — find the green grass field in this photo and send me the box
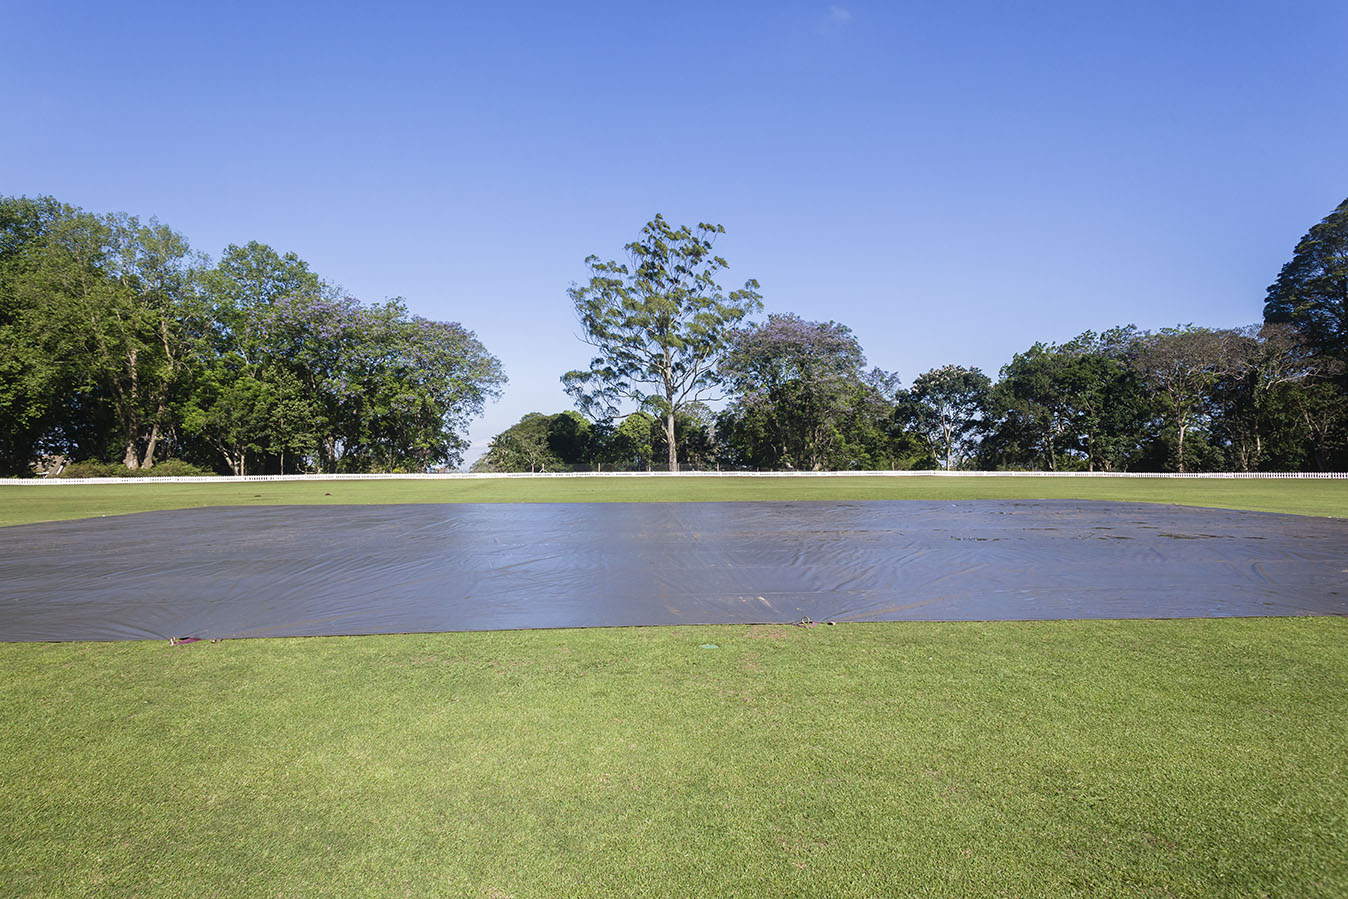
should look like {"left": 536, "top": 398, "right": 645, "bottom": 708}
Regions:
{"left": 2, "top": 478, "right": 1345, "bottom": 896}
{"left": 2, "top": 621, "right": 1345, "bottom": 897}
{"left": 1, "top": 474, "right": 1345, "bottom": 527}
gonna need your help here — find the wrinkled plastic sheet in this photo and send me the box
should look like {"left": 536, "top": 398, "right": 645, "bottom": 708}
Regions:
{"left": 1, "top": 501, "right": 1344, "bottom": 641}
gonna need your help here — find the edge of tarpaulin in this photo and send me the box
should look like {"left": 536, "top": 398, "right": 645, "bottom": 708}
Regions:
{"left": 6, "top": 613, "right": 1344, "bottom": 646}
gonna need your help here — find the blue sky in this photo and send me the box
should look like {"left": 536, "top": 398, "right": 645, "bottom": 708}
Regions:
{"left": 5, "top": 1, "right": 1346, "bottom": 463}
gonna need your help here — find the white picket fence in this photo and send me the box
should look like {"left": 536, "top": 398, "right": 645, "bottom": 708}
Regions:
{"left": 2, "top": 470, "right": 1346, "bottom": 486}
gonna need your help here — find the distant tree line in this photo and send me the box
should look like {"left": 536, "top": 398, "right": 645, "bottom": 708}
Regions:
{"left": 6, "top": 196, "right": 1344, "bottom": 477}
{"left": 477, "top": 201, "right": 1348, "bottom": 473}
{"left": 0, "top": 196, "right": 505, "bottom": 476}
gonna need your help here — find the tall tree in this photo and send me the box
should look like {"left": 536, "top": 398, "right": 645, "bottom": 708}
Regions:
{"left": 1263, "top": 197, "right": 1348, "bottom": 376}
{"left": 10, "top": 209, "right": 203, "bottom": 469}
{"left": 904, "top": 365, "right": 991, "bottom": 470}
{"left": 718, "top": 313, "right": 910, "bottom": 470}
{"left": 1208, "top": 324, "right": 1324, "bottom": 471}
{"left": 1131, "top": 326, "right": 1245, "bottom": 472}
{"left": 0, "top": 196, "right": 84, "bottom": 473}
{"left": 983, "top": 329, "right": 1149, "bottom": 472}
{"left": 473, "top": 413, "right": 563, "bottom": 473}
{"left": 191, "top": 242, "right": 330, "bottom": 473}
{"left": 563, "top": 214, "right": 761, "bottom": 471}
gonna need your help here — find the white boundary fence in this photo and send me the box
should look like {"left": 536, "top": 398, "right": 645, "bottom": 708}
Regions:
{"left": 2, "top": 470, "right": 1346, "bottom": 486}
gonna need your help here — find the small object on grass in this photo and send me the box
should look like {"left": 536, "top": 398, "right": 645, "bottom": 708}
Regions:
{"left": 168, "top": 636, "right": 201, "bottom": 646}
{"left": 699, "top": 643, "right": 719, "bottom": 650}
{"left": 795, "top": 616, "right": 816, "bottom": 628}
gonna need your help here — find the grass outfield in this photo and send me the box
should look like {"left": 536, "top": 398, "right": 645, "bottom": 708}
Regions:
{"left": 3, "top": 480, "right": 1345, "bottom": 895}
{"left": 2, "top": 619, "right": 1345, "bottom": 897}
{"left": 0, "top": 474, "right": 1346, "bottom": 526}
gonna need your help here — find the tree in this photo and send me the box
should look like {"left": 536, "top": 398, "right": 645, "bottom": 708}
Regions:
{"left": 0, "top": 196, "right": 506, "bottom": 476}
{"left": 6, "top": 208, "right": 205, "bottom": 470}
{"left": 653, "top": 405, "right": 717, "bottom": 471}
{"left": 606, "top": 411, "right": 658, "bottom": 471}
{"left": 904, "top": 366, "right": 991, "bottom": 470}
{"left": 562, "top": 214, "right": 761, "bottom": 471}
{"left": 474, "top": 413, "right": 563, "bottom": 473}
{"left": 335, "top": 305, "right": 505, "bottom": 472}
{"left": 1206, "top": 324, "right": 1325, "bottom": 471}
{"left": 0, "top": 196, "right": 85, "bottom": 473}
{"left": 983, "top": 329, "right": 1149, "bottom": 472}
{"left": 1131, "top": 326, "right": 1245, "bottom": 472}
{"left": 1263, "top": 197, "right": 1348, "bottom": 376}
{"left": 985, "top": 343, "right": 1075, "bottom": 471}
{"left": 718, "top": 313, "right": 911, "bottom": 470}
{"left": 180, "top": 371, "right": 273, "bottom": 476}
{"left": 546, "top": 410, "right": 594, "bottom": 466}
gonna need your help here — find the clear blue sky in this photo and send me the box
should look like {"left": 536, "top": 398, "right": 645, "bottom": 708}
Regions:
{"left": 5, "top": 1, "right": 1346, "bottom": 464}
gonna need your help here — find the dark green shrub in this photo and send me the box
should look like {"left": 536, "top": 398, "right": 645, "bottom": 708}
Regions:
{"left": 144, "top": 459, "right": 213, "bottom": 477}
{"left": 56, "top": 459, "right": 215, "bottom": 478}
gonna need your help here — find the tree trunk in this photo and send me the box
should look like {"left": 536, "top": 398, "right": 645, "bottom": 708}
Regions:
{"left": 1176, "top": 420, "right": 1187, "bottom": 473}
{"left": 121, "top": 345, "right": 140, "bottom": 469}
{"left": 141, "top": 402, "right": 166, "bottom": 469}
{"left": 665, "top": 410, "right": 678, "bottom": 473}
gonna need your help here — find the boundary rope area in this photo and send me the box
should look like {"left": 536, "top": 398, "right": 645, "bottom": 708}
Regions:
{"left": 3, "top": 470, "right": 1346, "bottom": 485}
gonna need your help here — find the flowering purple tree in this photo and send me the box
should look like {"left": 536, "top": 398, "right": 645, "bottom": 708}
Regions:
{"left": 718, "top": 314, "right": 913, "bottom": 470}
{"left": 189, "top": 243, "right": 504, "bottom": 473}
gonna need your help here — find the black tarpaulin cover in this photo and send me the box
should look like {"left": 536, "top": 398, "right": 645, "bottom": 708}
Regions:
{"left": 1, "top": 500, "right": 1344, "bottom": 641}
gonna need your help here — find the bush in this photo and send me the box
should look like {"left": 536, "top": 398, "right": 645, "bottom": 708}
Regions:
{"left": 145, "top": 459, "right": 214, "bottom": 477}
{"left": 55, "top": 459, "right": 215, "bottom": 478}
{"left": 55, "top": 461, "right": 124, "bottom": 479}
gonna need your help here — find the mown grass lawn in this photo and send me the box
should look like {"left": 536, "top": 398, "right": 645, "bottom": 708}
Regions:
{"left": 2, "top": 619, "right": 1345, "bottom": 897}
{"left": 2, "top": 478, "right": 1345, "bottom": 896}
{"left": 1, "top": 474, "right": 1346, "bottom": 527}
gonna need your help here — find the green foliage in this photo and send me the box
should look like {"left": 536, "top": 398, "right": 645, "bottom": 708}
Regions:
{"left": 717, "top": 314, "right": 924, "bottom": 470}
{"left": 562, "top": 215, "right": 761, "bottom": 471}
{"left": 55, "top": 459, "right": 212, "bottom": 478}
{"left": 0, "top": 195, "right": 504, "bottom": 476}
{"left": 1264, "top": 197, "right": 1348, "bottom": 375}
{"left": 903, "top": 365, "right": 992, "bottom": 470}
{"left": 1130, "top": 326, "right": 1251, "bottom": 473}
{"left": 546, "top": 410, "right": 594, "bottom": 465}
{"left": 605, "top": 411, "right": 658, "bottom": 470}
{"left": 0, "top": 198, "right": 79, "bottom": 467}
{"left": 983, "top": 329, "right": 1151, "bottom": 472}
{"left": 474, "top": 413, "right": 566, "bottom": 472}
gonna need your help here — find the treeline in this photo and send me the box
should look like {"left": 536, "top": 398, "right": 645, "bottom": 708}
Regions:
{"left": 6, "top": 196, "right": 1345, "bottom": 477}
{"left": 477, "top": 201, "right": 1348, "bottom": 474}
{"left": 0, "top": 196, "right": 505, "bottom": 476}
{"left": 476, "top": 320, "right": 1343, "bottom": 473}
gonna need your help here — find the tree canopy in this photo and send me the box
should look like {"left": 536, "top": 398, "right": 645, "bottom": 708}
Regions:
{"left": 562, "top": 214, "right": 761, "bottom": 472}
{"left": 1263, "top": 197, "right": 1348, "bottom": 377}
{"left": 0, "top": 195, "right": 504, "bottom": 476}
{"left": 717, "top": 314, "right": 921, "bottom": 470}
{"left": 6, "top": 193, "right": 1347, "bottom": 477}
{"left": 903, "top": 366, "right": 992, "bottom": 471}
